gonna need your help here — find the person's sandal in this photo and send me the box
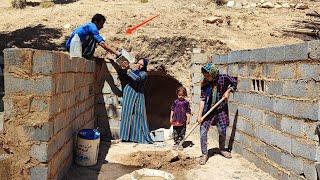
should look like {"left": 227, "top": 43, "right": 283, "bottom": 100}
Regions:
{"left": 199, "top": 155, "right": 208, "bottom": 165}
{"left": 220, "top": 150, "right": 232, "bottom": 159}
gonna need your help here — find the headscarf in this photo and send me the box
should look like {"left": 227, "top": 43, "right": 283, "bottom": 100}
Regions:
{"left": 201, "top": 63, "right": 219, "bottom": 78}
{"left": 133, "top": 58, "right": 149, "bottom": 75}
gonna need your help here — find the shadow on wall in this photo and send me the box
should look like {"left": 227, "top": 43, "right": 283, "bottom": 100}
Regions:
{"left": 0, "top": 24, "right": 64, "bottom": 56}
{"left": 228, "top": 110, "right": 238, "bottom": 151}
{"left": 145, "top": 72, "right": 182, "bottom": 131}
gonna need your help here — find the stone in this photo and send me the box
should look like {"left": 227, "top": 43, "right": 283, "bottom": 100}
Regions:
{"left": 261, "top": 2, "right": 274, "bottom": 8}
{"left": 282, "top": 3, "right": 290, "bottom": 8}
{"left": 295, "top": 3, "right": 308, "bottom": 10}
{"left": 30, "top": 166, "right": 49, "bottom": 180}
{"left": 227, "top": 1, "right": 235, "bottom": 8}
{"left": 204, "top": 17, "right": 224, "bottom": 24}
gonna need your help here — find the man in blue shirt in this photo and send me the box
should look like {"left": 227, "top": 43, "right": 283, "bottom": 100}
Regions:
{"left": 66, "top": 14, "right": 120, "bottom": 59}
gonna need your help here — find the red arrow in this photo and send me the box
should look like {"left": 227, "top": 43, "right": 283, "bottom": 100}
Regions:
{"left": 126, "top": 14, "right": 160, "bottom": 35}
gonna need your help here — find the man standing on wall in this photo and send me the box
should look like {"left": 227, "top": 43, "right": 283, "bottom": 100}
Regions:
{"left": 65, "top": 13, "right": 121, "bottom": 59}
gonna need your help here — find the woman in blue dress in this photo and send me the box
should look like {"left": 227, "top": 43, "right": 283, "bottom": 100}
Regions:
{"left": 117, "top": 58, "right": 153, "bottom": 144}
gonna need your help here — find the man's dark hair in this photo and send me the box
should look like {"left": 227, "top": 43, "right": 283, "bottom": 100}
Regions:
{"left": 92, "top": 14, "right": 106, "bottom": 23}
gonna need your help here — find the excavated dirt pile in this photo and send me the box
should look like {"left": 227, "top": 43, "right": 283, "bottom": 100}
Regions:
{"left": 120, "top": 150, "right": 197, "bottom": 171}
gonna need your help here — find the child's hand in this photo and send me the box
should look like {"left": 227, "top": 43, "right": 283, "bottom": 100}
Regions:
{"left": 187, "top": 119, "right": 190, "bottom": 124}
{"left": 170, "top": 119, "right": 173, "bottom": 124}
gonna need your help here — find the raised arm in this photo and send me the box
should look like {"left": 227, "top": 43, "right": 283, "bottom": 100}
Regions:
{"left": 127, "top": 70, "right": 147, "bottom": 82}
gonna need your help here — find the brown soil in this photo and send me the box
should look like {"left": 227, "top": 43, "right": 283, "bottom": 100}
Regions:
{"left": 121, "top": 150, "right": 197, "bottom": 171}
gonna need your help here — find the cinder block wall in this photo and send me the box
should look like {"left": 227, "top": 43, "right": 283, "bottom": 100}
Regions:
{"left": 191, "top": 41, "right": 320, "bottom": 180}
{"left": 1, "top": 48, "right": 95, "bottom": 179}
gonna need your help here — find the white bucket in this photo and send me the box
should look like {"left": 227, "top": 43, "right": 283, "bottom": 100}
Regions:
{"left": 75, "top": 129, "right": 100, "bottom": 166}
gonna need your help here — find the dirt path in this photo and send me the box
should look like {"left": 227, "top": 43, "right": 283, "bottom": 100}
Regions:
{"left": 66, "top": 126, "right": 274, "bottom": 180}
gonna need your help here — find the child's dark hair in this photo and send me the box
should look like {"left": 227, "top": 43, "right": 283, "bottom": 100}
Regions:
{"left": 92, "top": 14, "right": 106, "bottom": 23}
{"left": 176, "top": 86, "right": 187, "bottom": 96}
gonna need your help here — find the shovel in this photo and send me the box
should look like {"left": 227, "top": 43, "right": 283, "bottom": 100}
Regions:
{"left": 177, "top": 97, "right": 227, "bottom": 149}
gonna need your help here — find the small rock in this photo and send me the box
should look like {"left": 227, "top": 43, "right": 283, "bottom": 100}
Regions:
{"left": 250, "top": 3, "right": 257, "bottom": 8}
{"left": 227, "top": 1, "right": 235, "bottom": 8}
{"left": 275, "top": 4, "right": 282, "bottom": 9}
{"left": 290, "top": 3, "right": 296, "bottom": 8}
{"left": 270, "top": 31, "right": 281, "bottom": 37}
{"left": 63, "top": 24, "right": 71, "bottom": 29}
{"left": 282, "top": 3, "right": 290, "bottom": 8}
{"left": 295, "top": 3, "right": 309, "bottom": 10}
{"left": 261, "top": 2, "right": 274, "bottom": 8}
{"left": 204, "top": 17, "right": 224, "bottom": 24}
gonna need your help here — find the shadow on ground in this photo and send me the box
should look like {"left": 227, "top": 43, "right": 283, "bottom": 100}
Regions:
{"left": 0, "top": 24, "right": 64, "bottom": 56}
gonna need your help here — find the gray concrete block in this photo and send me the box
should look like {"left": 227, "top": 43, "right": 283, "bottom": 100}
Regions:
{"left": 298, "top": 63, "right": 320, "bottom": 81}
{"left": 228, "top": 51, "right": 240, "bottom": 64}
{"left": 240, "top": 49, "right": 252, "bottom": 62}
{"left": 238, "top": 78, "right": 251, "bottom": 91}
{"left": 264, "top": 112, "right": 281, "bottom": 131}
{"left": 303, "top": 122, "right": 319, "bottom": 142}
{"left": 273, "top": 98, "right": 295, "bottom": 116}
{"left": 3, "top": 48, "right": 33, "bottom": 70}
{"left": 285, "top": 43, "right": 309, "bottom": 61}
{"left": 24, "top": 122, "right": 54, "bottom": 141}
{"left": 292, "top": 138, "right": 318, "bottom": 161}
{"left": 281, "top": 116, "right": 304, "bottom": 137}
{"left": 283, "top": 80, "right": 307, "bottom": 98}
{"left": 293, "top": 100, "right": 318, "bottom": 121}
{"left": 217, "top": 65, "right": 228, "bottom": 74}
{"left": 238, "top": 64, "right": 248, "bottom": 77}
{"left": 257, "top": 126, "right": 291, "bottom": 152}
{"left": 192, "top": 72, "right": 203, "bottom": 84}
{"left": 265, "top": 144, "right": 282, "bottom": 165}
{"left": 266, "top": 46, "right": 286, "bottom": 62}
{"left": 32, "top": 51, "right": 54, "bottom": 75}
{"left": 227, "top": 64, "right": 238, "bottom": 77}
{"left": 219, "top": 54, "right": 228, "bottom": 64}
{"left": 265, "top": 162, "right": 291, "bottom": 180}
{"left": 250, "top": 48, "right": 267, "bottom": 62}
{"left": 30, "top": 166, "right": 48, "bottom": 180}
{"left": 308, "top": 40, "right": 320, "bottom": 60}
{"left": 212, "top": 55, "right": 221, "bottom": 64}
{"left": 251, "top": 140, "right": 266, "bottom": 156}
{"left": 30, "top": 143, "right": 50, "bottom": 162}
{"left": 33, "top": 76, "right": 54, "bottom": 96}
{"left": 265, "top": 80, "right": 283, "bottom": 96}
{"left": 252, "top": 94, "right": 274, "bottom": 111}
{"left": 281, "top": 152, "right": 303, "bottom": 174}
{"left": 303, "top": 160, "right": 318, "bottom": 180}
{"left": 279, "top": 64, "right": 296, "bottom": 79}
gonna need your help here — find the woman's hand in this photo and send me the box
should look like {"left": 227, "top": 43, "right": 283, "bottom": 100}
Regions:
{"left": 197, "top": 116, "right": 203, "bottom": 124}
{"left": 222, "top": 89, "right": 232, "bottom": 100}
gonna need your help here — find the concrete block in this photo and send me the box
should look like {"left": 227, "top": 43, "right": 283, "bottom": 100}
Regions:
{"left": 192, "top": 72, "right": 203, "bottom": 84}
{"left": 265, "top": 144, "right": 282, "bottom": 165}
{"left": 53, "top": 112, "right": 66, "bottom": 134}
{"left": 227, "top": 64, "right": 238, "bottom": 77}
{"left": 303, "top": 160, "right": 317, "bottom": 180}
{"left": 30, "top": 143, "right": 51, "bottom": 162}
{"left": 265, "top": 162, "right": 291, "bottom": 180}
{"left": 24, "top": 122, "right": 54, "bottom": 141}
{"left": 191, "top": 53, "right": 207, "bottom": 64}
{"left": 237, "top": 64, "right": 248, "bottom": 77}
{"left": 30, "top": 97, "right": 49, "bottom": 112}
{"left": 308, "top": 40, "right": 320, "bottom": 60}
{"left": 32, "top": 51, "right": 55, "bottom": 75}
{"left": 237, "top": 78, "right": 251, "bottom": 91}
{"left": 253, "top": 94, "right": 274, "bottom": 111}
{"left": 285, "top": 42, "right": 308, "bottom": 61}
{"left": 281, "top": 152, "right": 303, "bottom": 174}
{"left": 273, "top": 98, "right": 295, "bottom": 116}
{"left": 264, "top": 112, "right": 281, "bottom": 131}
{"left": 30, "top": 165, "right": 48, "bottom": 180}
{"left": 240, "top": 49, "right": 251, "bottom": 62}
{"left": 250, "top": 48, "right": 266, "bottom": 63}
{"left": 292, "top": 138, "right": 318, "bottom": 161}
{"left": 303, "top": 122, "right": 319, "bottom": 142}
{"left": 219, "top": 55, "right": 228, "bottom": 64}
{"left": 33, "top": 76, "right": 54, "bottom": 96}
{"left": 281, "top": 116, "right": 303, "bottom": 137}
{"left": 212, "top": 55, "right": 221, "bottom": 64}
{"left": 297, "top": 63, "right": 320, "bottom": 81}
{"left": 266, "top": 46, "right": 285, "bottom": 62}
{"left": 293, "top": 100, "right": 318, "bottom": 121}
{"left": 3, "top": 48, "right": 34, "bottom": 73}
{"left": 257, "top": 126, "right": 291, "bottom": 152}
{"left": 265, "top": 80, "right": 283, "bottom": 96}
{"left": 262, "top": 64, "right": 274, "bottom": 79}
{"left": 283, "top": 80, "right": 307, "bottom": 98}
{"left": 227, "top": 51, "right": 240, "bottom": 64}
{"left": 217, "top": 65, "right": 227, "bottom": 74}
{"left": 61, "top": 58, "right": 71, "bottom": 73}
{"left": 232, "top": 141, "right": 243, "bottom": 155}
{"left": 251, "top": 139, "right": 266, "bottom": 156}
{"left": 278, "top": 64, "right": 296, "bottom": 79}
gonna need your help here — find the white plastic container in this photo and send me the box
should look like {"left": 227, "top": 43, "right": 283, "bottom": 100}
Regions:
{"left": 75, "top": 129, "right": 100, "bottom": 166}
{"left": 69, "top": 34, "right": 82, "bottom": 58}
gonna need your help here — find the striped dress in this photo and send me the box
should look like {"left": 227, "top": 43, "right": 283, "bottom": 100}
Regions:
{"left": 119, "top": 70, "right": 153, "bottom": 143}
